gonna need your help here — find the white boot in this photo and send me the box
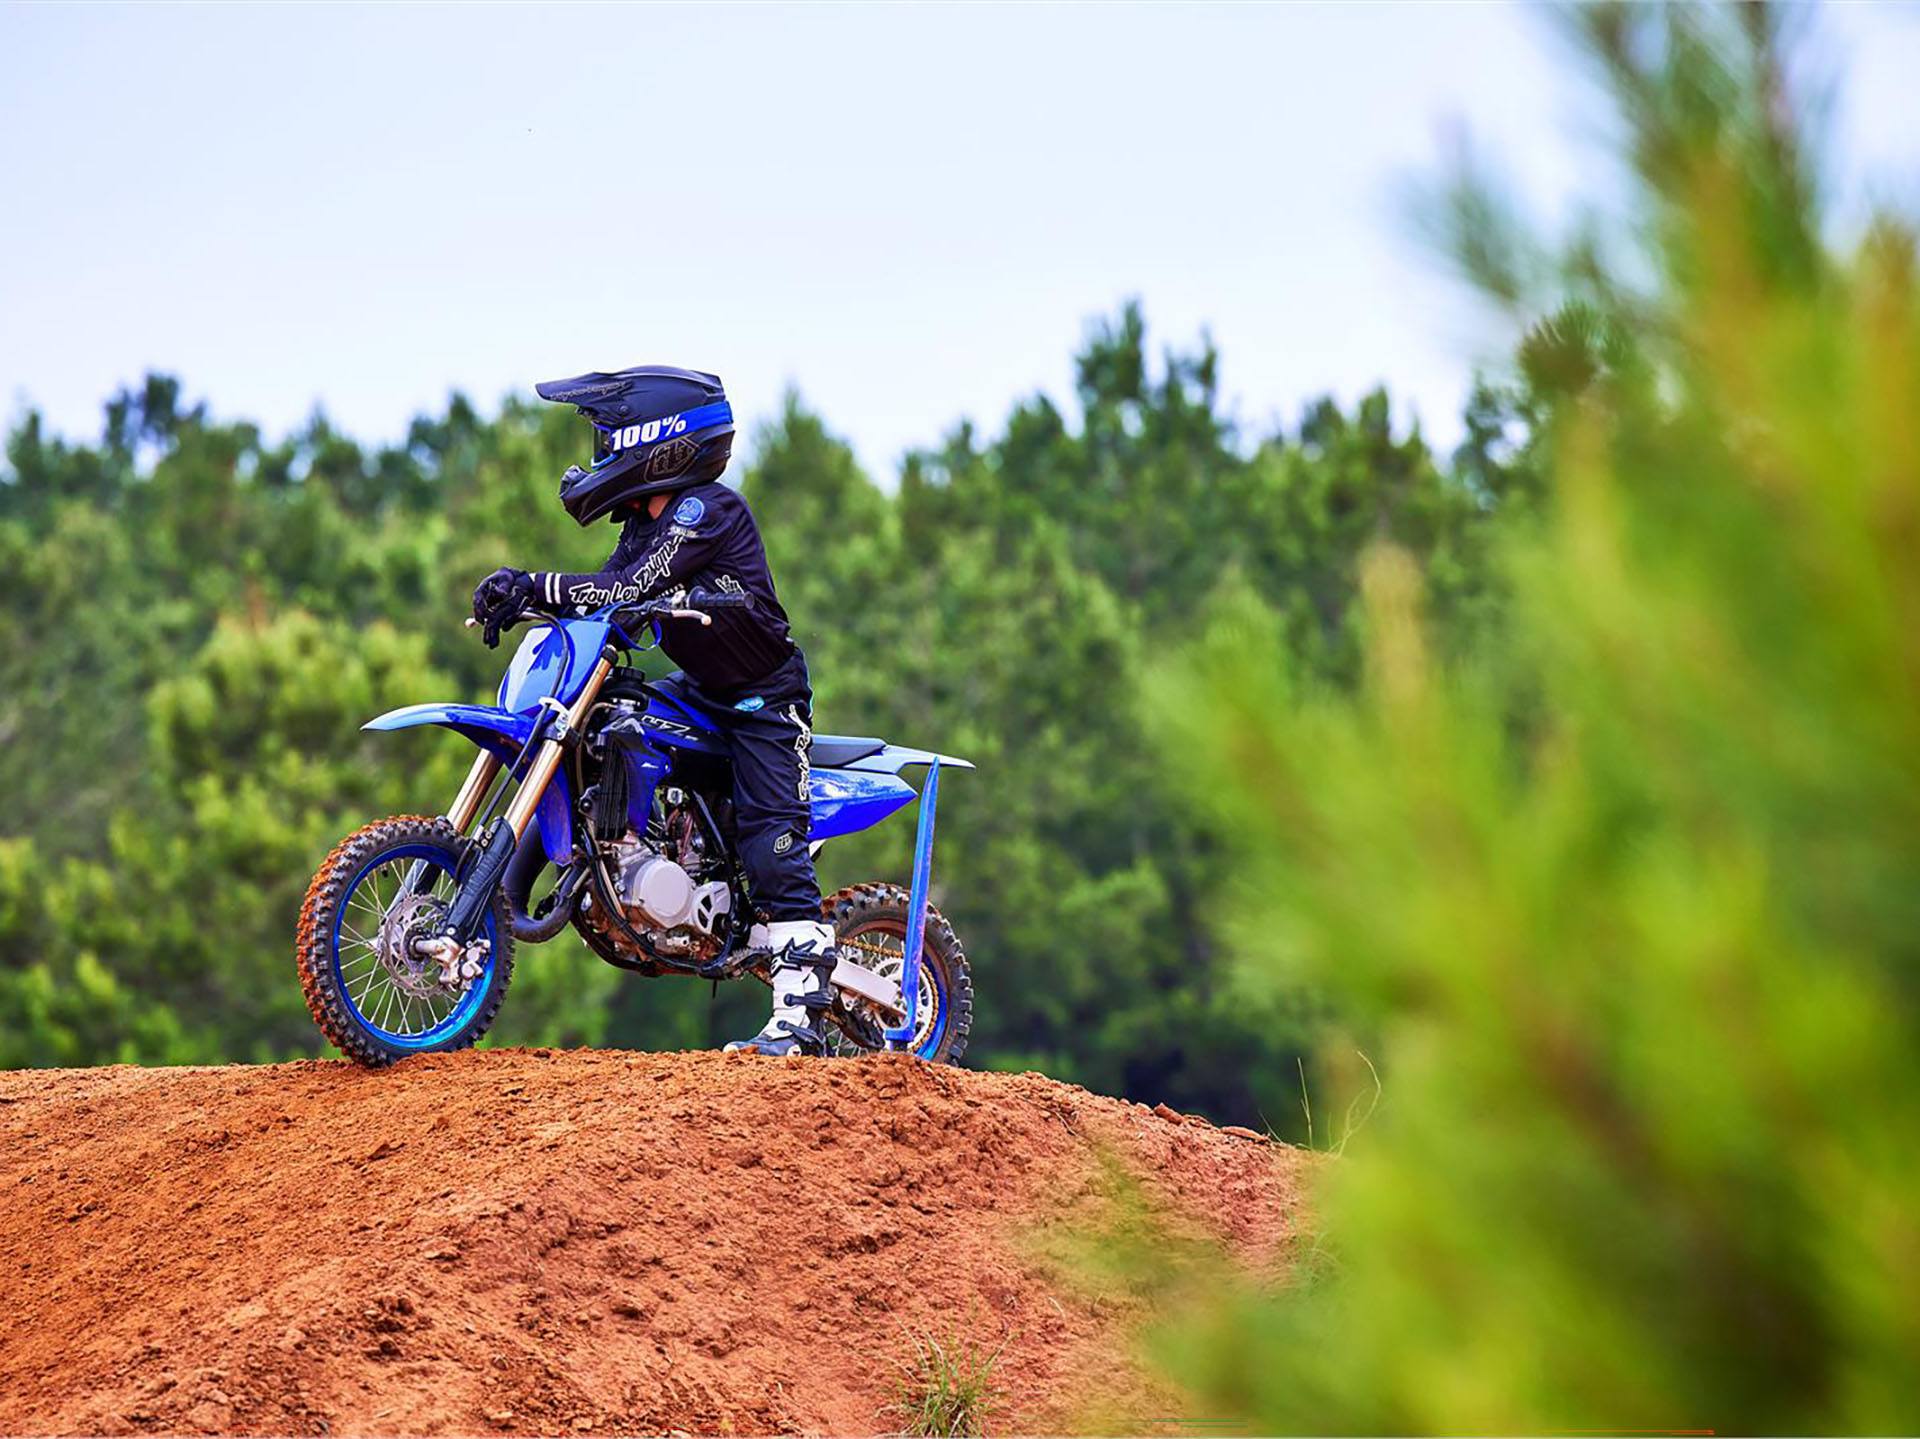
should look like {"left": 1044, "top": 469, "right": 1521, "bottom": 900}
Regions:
{"left": 725, "top": 920, "right": 837, "bottom": 1056}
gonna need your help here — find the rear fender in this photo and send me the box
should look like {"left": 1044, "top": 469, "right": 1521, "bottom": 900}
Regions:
{"left": 844, "top": 745, "right": 976, "bottom": 775}
{"left": 363, "top": 703, "right": 576, "bottom": 863}
{"left": 809, "top": 744, "right": 974, "bottom": 840}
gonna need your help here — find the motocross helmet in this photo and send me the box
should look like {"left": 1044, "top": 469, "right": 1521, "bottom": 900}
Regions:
{"left": 535, "top": 365, "right": 735, "bottom": 526}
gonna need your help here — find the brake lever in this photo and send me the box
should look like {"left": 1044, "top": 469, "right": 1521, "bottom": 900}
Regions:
{"left": 622, "top": 603, "right": 713, "bottom": 628}
{"left": 467, "top": 598, "right": 557, "bottom": 630}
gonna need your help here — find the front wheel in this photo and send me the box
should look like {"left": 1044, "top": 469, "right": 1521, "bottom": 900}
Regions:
{"left": 824, "top": 882, "right": 973, "bottom": 1064}
{"left": 296, "top": 815, "right": 515, "bottom": 1067}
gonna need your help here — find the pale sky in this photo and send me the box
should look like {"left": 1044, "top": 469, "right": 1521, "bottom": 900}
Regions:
{"left": 2, "top": 3, "right": 1915, "bottom": 478}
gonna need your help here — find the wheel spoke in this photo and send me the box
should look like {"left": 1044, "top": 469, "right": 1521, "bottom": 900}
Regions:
{"left": 383, "top": 972, "right": 408, "bottom": 1029}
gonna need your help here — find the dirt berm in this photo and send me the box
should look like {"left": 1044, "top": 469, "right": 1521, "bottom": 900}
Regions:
{"left": 0, "top": 1049, "right": 1302, "bottom": 1435}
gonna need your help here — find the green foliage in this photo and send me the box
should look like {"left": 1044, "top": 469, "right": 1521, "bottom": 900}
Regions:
{"left": 1147, "top": 4, "right": 1920, "bottom": 1431}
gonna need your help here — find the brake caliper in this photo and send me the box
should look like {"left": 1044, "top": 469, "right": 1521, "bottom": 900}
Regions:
{"left": 409, "top": 931, "right": 491, "bottom": 990}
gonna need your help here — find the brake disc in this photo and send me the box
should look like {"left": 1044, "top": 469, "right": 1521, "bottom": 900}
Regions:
{"left": 375, "top": 894, "right": 455, "bottom": 999}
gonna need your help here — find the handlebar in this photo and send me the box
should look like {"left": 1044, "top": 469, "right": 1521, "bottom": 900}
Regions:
{"left": 467, "top": 587, "right": 749, "bottom": 637}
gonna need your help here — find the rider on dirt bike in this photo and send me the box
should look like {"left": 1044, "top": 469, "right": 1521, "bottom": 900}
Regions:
{"left": 470, "top": 365, "right": 835, "bottom": 1057}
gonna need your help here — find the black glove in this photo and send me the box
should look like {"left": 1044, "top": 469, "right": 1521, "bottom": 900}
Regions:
{"left": 471, "top": 567, "right": 533, "bottom": 648}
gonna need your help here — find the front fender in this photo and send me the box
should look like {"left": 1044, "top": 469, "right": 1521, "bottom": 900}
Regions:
{"left": 363, "top": 703, "right": 575, "bottom": 864}
{"left": 365, "top": 702, "right": 536, "bottom": 749}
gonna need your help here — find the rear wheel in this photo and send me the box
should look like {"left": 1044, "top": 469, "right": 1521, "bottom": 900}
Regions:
{"left": 822, "top": 882, "right": 973, "bottom": 1064}
{"left": 296, "top": 816, "right": 515, "bottom": 1067}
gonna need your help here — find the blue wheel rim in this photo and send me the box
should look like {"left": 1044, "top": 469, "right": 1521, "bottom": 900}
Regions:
{"left": 329, "top": 842, "right": 496, "bottom": 1051}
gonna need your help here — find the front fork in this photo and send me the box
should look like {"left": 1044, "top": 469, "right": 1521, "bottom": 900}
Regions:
{"left": 395, "top": 750, "right": 501, "bottom": 922}
{"left": 424, "top": 654, "right": 616, "bottom": 953}
{"left": 445, "top": 749, "right": 502, "bottom": 834}
{"left": 498, "top": 654, "right": 612, "bottom": 842}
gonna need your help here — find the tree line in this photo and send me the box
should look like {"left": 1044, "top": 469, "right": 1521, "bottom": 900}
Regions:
{"left": 0, "top": 303, "right": 1530, "bottom": 1128}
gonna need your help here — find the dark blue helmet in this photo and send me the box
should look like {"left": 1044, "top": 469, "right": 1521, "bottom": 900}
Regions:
{"left": 535, "top": 365, "right": 735, "bottom": 525}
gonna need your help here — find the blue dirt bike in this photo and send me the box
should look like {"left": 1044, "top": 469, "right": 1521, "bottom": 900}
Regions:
{"left": 295, "top": 590, "right": 973, "bottom": 1067}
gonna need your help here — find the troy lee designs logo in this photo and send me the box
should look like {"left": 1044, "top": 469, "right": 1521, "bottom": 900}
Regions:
{"left": 606, "top": 413, "right": 690, "bottom": 453}
{"left": 566, "top": 532, "right": 687, "bottom": 608}
{"left": 568, "top": 579, "right": 642, "bottom": 607}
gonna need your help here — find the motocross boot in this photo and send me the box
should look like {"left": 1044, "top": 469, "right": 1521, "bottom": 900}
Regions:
{"left": 726, "top": 920, "right": 837, "bottom": 1057}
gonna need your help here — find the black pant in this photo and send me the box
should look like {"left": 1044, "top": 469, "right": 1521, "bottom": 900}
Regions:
{"left": 665, "top": 653, "right": 821, "bottom": 922}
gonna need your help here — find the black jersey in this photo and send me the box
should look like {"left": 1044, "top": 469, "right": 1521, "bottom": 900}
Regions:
{"left": 531, "top": 482, "right": 798, "bottom": 695}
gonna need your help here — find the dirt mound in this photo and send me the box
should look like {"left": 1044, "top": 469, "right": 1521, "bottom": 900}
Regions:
{"left": 0, "top": 1049, "right": 1304, "bottom": 1435}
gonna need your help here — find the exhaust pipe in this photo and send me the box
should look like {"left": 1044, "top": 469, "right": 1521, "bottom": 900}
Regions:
{"left": 503, "top": 825, "right": 580, "bottom": 943}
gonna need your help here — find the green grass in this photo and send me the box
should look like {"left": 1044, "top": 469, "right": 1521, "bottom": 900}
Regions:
{"left": 885, "top": 1328, "right": 1005, "bottom": 1438}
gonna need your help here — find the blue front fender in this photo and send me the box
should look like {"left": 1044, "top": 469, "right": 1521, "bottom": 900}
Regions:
{"left": 363, "top": 703, "right": 575, "bottom": 864}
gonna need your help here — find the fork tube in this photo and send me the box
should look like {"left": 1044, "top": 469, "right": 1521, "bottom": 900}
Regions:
{"left": 398, "top": 750, "right": 504, "bottom": 898}
{"left": 502, "top": 655, "right": 614, "bottom": 840}
{"left": 445, "top": 751, "right": 503, "bottom": 834}
{"left": 444, "top": 653, "right": 617, "bottom": 945}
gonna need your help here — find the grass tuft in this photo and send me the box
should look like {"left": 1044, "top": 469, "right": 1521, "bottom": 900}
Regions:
{"left": 885, "top": 1327, "right": 1005, "bottom": 1437}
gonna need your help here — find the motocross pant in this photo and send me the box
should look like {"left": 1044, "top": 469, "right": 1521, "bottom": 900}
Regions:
{"left": 665, "top": 652, "right": 822, "bottom": 923}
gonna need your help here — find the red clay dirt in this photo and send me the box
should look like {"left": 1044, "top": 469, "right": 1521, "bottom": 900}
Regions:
{"left": 0, "top": 1049, "right": 1306, "bottom": 1435}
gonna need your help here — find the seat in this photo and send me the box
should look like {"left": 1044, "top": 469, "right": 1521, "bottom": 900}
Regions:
{"left": 808, "top": 734, "right": 886, "bottom": 768}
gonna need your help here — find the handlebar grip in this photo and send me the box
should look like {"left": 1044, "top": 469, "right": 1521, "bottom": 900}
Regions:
{"left": 684, "top": 588, "right": 750, "bottom": 611}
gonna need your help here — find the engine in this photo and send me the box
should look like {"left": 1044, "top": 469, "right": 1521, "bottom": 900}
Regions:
{"left": 584, "top": 791, "right": 732, "bottom": 961}
{"left": 613, "top": 840, "right": 731, "bottom": 938}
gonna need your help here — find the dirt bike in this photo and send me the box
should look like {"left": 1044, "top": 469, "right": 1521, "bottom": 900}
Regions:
{"left": 295, "top": 590, "right": 973, "bottom": 1067}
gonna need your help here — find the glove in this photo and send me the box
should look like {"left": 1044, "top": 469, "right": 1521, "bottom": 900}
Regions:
{"left": 470, "top": 567, "right": 533, "bottom": 648}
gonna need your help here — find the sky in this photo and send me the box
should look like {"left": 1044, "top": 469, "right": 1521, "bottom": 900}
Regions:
{"left": 2, "top": 2, "right": 1916, "bottom": 481}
